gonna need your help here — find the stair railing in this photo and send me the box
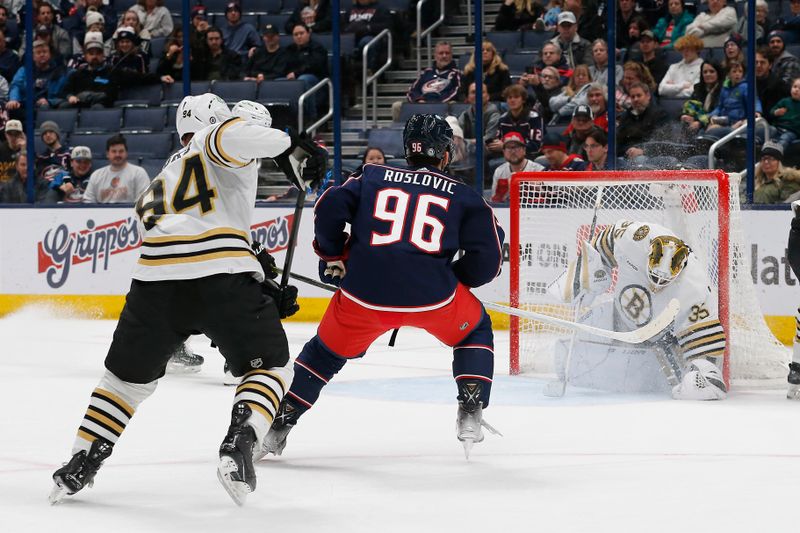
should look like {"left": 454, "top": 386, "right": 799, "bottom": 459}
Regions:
{"left": 299, "top": 77, "right": 334, "bottom": 135}
{"left": 416, "top": 0, "right": 446, "bottom": 73}
{"left": 362, "top": 29, "right": 393, "bottom": 130}
{"left": 708, "top": 117, "right": 770, "bottom": 169}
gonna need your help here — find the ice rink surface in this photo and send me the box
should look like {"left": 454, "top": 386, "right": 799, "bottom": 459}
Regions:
{"left": 2, "top": 307, "right": 799, "bottom": 533}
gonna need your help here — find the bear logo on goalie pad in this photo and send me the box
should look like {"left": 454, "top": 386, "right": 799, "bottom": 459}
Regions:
{"left": 617, "top": 284, "right": 653, "bottom": 327}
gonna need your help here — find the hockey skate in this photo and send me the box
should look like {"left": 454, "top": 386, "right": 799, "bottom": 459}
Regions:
{"left": 788, "top": 363, "right": 800, "bottom": 400}
{"left": 166, "top": 344, "right": 204, "bottom": 374}
{"left": 217, "top": 402, "right": 258, "bottom": 506}
{"left": 254, "top": 400, "right": 300, "bottom": 461}
{"left": 49, "top": 438, "right": 114, "bottom": 504}
{"left": 455, "top": 381, "right": 501, "bottom": 459}
{"left": 222, "top": 362, "right": 240, "bottom": 386}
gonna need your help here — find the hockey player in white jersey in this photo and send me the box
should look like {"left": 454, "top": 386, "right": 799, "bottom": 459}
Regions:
{"left": 561, "top": 219, "right": 727, "bottom": 400}
{"left": 50, "top": 94, "right": 327, "bottom": 506}
{"left": 786, "top": 201, "right": 800, "bottom": 399}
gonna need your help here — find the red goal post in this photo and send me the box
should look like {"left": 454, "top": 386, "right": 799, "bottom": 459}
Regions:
{"left": 508, "top": 170, "right": 734, "bottom": 381}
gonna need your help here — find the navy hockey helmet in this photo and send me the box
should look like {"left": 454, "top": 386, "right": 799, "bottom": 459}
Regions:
{"left": 402, "top": 113, "right": 454, "bottom": 161}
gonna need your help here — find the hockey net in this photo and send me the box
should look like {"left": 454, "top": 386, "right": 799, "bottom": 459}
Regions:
{"left": 509, "top": 170, "right": 788, "bottom": 383}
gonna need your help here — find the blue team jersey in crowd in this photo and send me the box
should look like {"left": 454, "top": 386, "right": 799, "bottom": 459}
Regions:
{"left": 313, "top": 163, "right": 505, "bottom": 311}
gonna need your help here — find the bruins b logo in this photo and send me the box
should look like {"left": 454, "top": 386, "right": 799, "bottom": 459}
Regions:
{"left": 617, "top": 284, "right": 653, "bottom": 327}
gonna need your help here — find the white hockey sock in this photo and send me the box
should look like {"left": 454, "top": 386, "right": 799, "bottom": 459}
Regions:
{"left": 72, "top": 370, "right": 157, "bottom": 455}
{"left": 233, "top": 360, "right": 294, "bottom": 445}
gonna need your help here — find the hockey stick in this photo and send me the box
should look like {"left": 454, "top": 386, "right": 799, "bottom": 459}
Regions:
{"left": 278, "top": 268, "right": 680, "bottom": 345}
{"left": 279, "top": 187, "right": 307, "bottom": 290}
{"left": 543, "top": 185, "right": 605, "bottom": 397}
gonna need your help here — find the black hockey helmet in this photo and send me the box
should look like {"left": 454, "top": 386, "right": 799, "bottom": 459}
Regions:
{"left": 402, "top": 113, "right": 454, "bottom": 162}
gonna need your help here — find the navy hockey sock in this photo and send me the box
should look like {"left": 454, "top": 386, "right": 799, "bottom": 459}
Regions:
{"left": 285, "top": 336, "right": 348, "bottom": 415}
{"left": 452, "top": 311, "right": 494, "bottom": 408}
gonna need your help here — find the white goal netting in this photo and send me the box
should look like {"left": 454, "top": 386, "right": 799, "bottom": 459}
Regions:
{"left": 509, "top": 170, "right": 788, "bottom": 382}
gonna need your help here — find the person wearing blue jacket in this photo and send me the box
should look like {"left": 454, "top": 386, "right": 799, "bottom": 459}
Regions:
{"left": 6, "top": 39, "right": 66, "bottom": 114}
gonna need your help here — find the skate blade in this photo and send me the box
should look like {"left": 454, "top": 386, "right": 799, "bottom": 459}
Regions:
{"left": 217, "top": 457, "right": 252, "bottom": 506}
{"left": 461, "top": 439, "right": 474, "bottom": 460}
{"left": 48, "top": 482, "right": 69, "bottom": 505}
{"left": 166, "top": 364, "right": 202, "bottom": 375}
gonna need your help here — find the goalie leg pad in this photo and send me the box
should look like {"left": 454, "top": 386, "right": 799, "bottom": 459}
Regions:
{"left": 285, "top": 336, "right": 348, "bottom": 414}
{"left": 671, "top": 358, "right": 727, "bottom": 401}
{"left": 452, "top": 312, "right": 494, "bottom": 408}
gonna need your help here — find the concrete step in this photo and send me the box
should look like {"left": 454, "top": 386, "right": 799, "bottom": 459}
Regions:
{"left": 356, "top": 95, "right": 406, "bottom": 106}
{"left": 341, "top": 118, "right": 395, "bottom": 129}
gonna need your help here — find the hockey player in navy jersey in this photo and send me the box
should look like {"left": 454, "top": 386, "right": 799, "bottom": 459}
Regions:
{"left": 259, "top": 114, "right": 505, "bottom": 459}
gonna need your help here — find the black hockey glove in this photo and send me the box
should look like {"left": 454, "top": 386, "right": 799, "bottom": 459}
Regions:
{"left": 251, "top": 241, "right": 279, "bottom": 279}
{"left": 262, "top": 278, "right": 300, "bottom": 319}
{"left": 273, "top": 128, "right": 328, "bottom": 191}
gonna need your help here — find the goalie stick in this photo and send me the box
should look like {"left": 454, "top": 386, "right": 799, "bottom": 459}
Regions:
{"left": 277, "top": 269, "right": 680, "bottom": 346}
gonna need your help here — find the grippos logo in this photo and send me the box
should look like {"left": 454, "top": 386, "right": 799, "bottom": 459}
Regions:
{"left": 38, "top": 217, "right": 143, "bottom": 289}
{"left": 250, "top": 214, "right": 294, "bottom": 253}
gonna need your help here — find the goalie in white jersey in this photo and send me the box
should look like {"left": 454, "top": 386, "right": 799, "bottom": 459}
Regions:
{"left": 50, "top": 94, "right": 327, "bottom": 506}
{"left": 560, "top": 219, "right": 727, "bottom": 400}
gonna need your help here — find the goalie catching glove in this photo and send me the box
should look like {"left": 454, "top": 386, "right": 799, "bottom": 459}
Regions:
{"left": 273, "top": 128, "right": 328, "bottom": 191}
{"left": 552, "top": 240, "right": 612, "bottom": 304}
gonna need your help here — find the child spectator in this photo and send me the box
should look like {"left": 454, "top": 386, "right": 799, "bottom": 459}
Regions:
{"left": 769, "top": 77, "right": 800, "bottom": 152}
{"left": 706, "top": 60, "right": 762, "bottom": 134}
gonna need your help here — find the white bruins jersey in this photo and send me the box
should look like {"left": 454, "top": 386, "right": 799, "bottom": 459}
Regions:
{"left": 131, "top": 117, "right": 291, "bottom": 282}
{"left": 592, "top": 220, "right": 726, "bottom": 360}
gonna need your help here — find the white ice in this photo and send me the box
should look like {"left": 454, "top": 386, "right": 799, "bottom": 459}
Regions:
{"left": 1, "top": 307, "right": 799, "bottom": 533}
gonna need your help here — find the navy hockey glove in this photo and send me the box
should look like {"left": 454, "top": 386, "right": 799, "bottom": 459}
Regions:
{"left": 318, "top": 259, "right": 346, "bottom": 287}
{"left": 262, "top": 279, "right": 300, "bottom": 319}
{"left": 251, "top": 241, "right": 279, "bottom": 279}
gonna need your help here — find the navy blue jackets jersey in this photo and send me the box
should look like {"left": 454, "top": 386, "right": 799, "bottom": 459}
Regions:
{"left": 313, "top": 163, "right": 505, "bottom": 311}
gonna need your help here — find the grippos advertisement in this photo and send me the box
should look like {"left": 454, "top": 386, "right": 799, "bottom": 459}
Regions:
{"left": 0, "top": 207, "right": 797, "bottom": 318}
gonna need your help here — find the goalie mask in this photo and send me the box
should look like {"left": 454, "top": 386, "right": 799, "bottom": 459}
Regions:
{"left": 648, "top": 236, "right": 690, "bottom": 290}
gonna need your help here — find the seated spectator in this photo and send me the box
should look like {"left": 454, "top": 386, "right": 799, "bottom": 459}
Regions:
{"left": 345, "top": 0, "right": 392, "bottom": 72}
{"left": 0, "top": 5, "right": 20, "bottom": 51}
{"left": 684, "top": 0, "right": 736, "bottom": 48}
{"left": 756, "top": 47, "right": 787, "bottom": 117}
{"left": 158, "top": 27, "right": 203, "bottom": 82}
{"left": 0, "top": 119, "right": 24, "bottom": 182}
{"left": 0, "top": 29, "right": 19, "bottom": 83}
{"left": 35, "top": 120, "right": 70, "bottom": 180}
{"left": 363, "top": 146, "right": 386, "bottom": 165}
{"left": 460, "top": 41, "right": 511, "bottom": 102}
{"left": 616, "top": 61, "right": 657, "bottom": 112}
{"left": 583, "top": 127, "right": 609, "bottom": 170}
{"left": 20, "top": 3, "right": 71, "bottom": 60}
{"left": 284, "top": 0, "right": 332, "bottom": 34}
{"left": 706, "top": 60, "right": 761, "bottom": 134}
{"left": 567, "top": 0, "right": 604, "bottom": 42}
{"left": 541, "top": 131, "right": 587, "bottom": 169}
{"left": 130, "top": 0, "right": 174, "bottom": 39}
{"left": 189, "top": 5, "right": 211, "bottom": 63}
{"left": 774, "top": 0, "right": 800, "bottom": 44}
{"left": 754, "top": 141, "right": 800, "bottom": 203}
{"left": 494, "top": 0, "right": 543, "bottom": 31}
{"left": 768, "top": 31, "right": 800, "bottom": 88}
{"left": 551, "top": 11, "right": 591, "bottom": 68}
{"left": 458, "top": 82, "right": 502, "bottom": 152}
{"left": 445, "top": 115, "right": 472, "bottom": 178}
{"left": 83, "top": 134, "right": 150, "bottom": 204}
{"left": 244, "top": 24, "right": 288, "bottom": 82}
{"left": 629, "top": 30, "right": 669, "bottom": 86}
{"left": 490, "top": 131, "right": 544, "bottom": 202}
{"left": 539, "top": 0, "right": 562, "bottom": 33}
{"left": 71, "top": 11, "right": 114, "bottom": 60}
{"left": 680, "top": 60, "right": 724, "bottom": 135}
{"left": 583, "top": 82, "right": 609, "bottom": 131}
{"left": 61, "top": 32, "right": 117, "bottom": 108}
{"left": 549, "top": 63, "right": 592, "bottom": 121}
{"left": 71, "top": 0, "right": 118, "bottom": 41}
{"left": 589, "top": 38, "right": 623, "bottom": 88}
{"left": 721, "top": 33, "right": 745, "bottom": 71}
{"left": 7, "top": 40, "right": 66, "bottom": 114}
{"left": 392, "top": 41, "right": 460, "bottom": 121}
{"left": 198, "top": 26, "right": 243, "bottom": 81}
{"left": 638, "top": 0, "right": 671, "bottom": 30}
{"left": 616, "top": 81, "right": 668, "bottom": 158}
{"left": 616, "top": 0, "right": 638, "bottom": 50}
{"left": 529, "top": 41, "right": 572, "bottom": 86}
{"left": 564, "top": 104, "right": 596, "bottom": 156}
{"left": 653, "top": 0, "right": 694, "bottom": 50}
{"left": 116, "top": 9, "right": 153, "bottom": 56}
{"left": 43, "top": 145, "right": 94, "bottom": 204}
{"left": 626, "top": 15, "right": 650, "bottom": 54}
{"left": 769, "top": 77, "right": 800, "bottom": 152}
{"left": 109, "top": 27, "right": 150, "bottom": 79}
{"left": 220, "top": 1, "right": 260, "bottom": 56}
{"left": 658, "top": 34, "right": 704, "bottom": 98}
{"left": 733, "top": 1, "right": 764, "bottom": 44}
{"left": 521, "top": 64, "right": 563, "bottom": 123}
{"left": 491, "top": 84, "right": 546, "bottom": 159}
{"left": 755, "top": 0, "right": 774, "bottom": 42}
{"left": 284, "top": 22, "right": 329, "bottom": 119}
{"left": 0, "top": 151, "right": 32, "bottom": 203}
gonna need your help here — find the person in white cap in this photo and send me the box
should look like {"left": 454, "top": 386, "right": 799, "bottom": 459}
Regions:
{"left": 0, "top": 119, "right": 25, "bottom": 182}
{"left": 550, "top": 10, "right": 591, "bottom": 68}
{"left": 43, "top": 145, "right": 94, "bottom": 203}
